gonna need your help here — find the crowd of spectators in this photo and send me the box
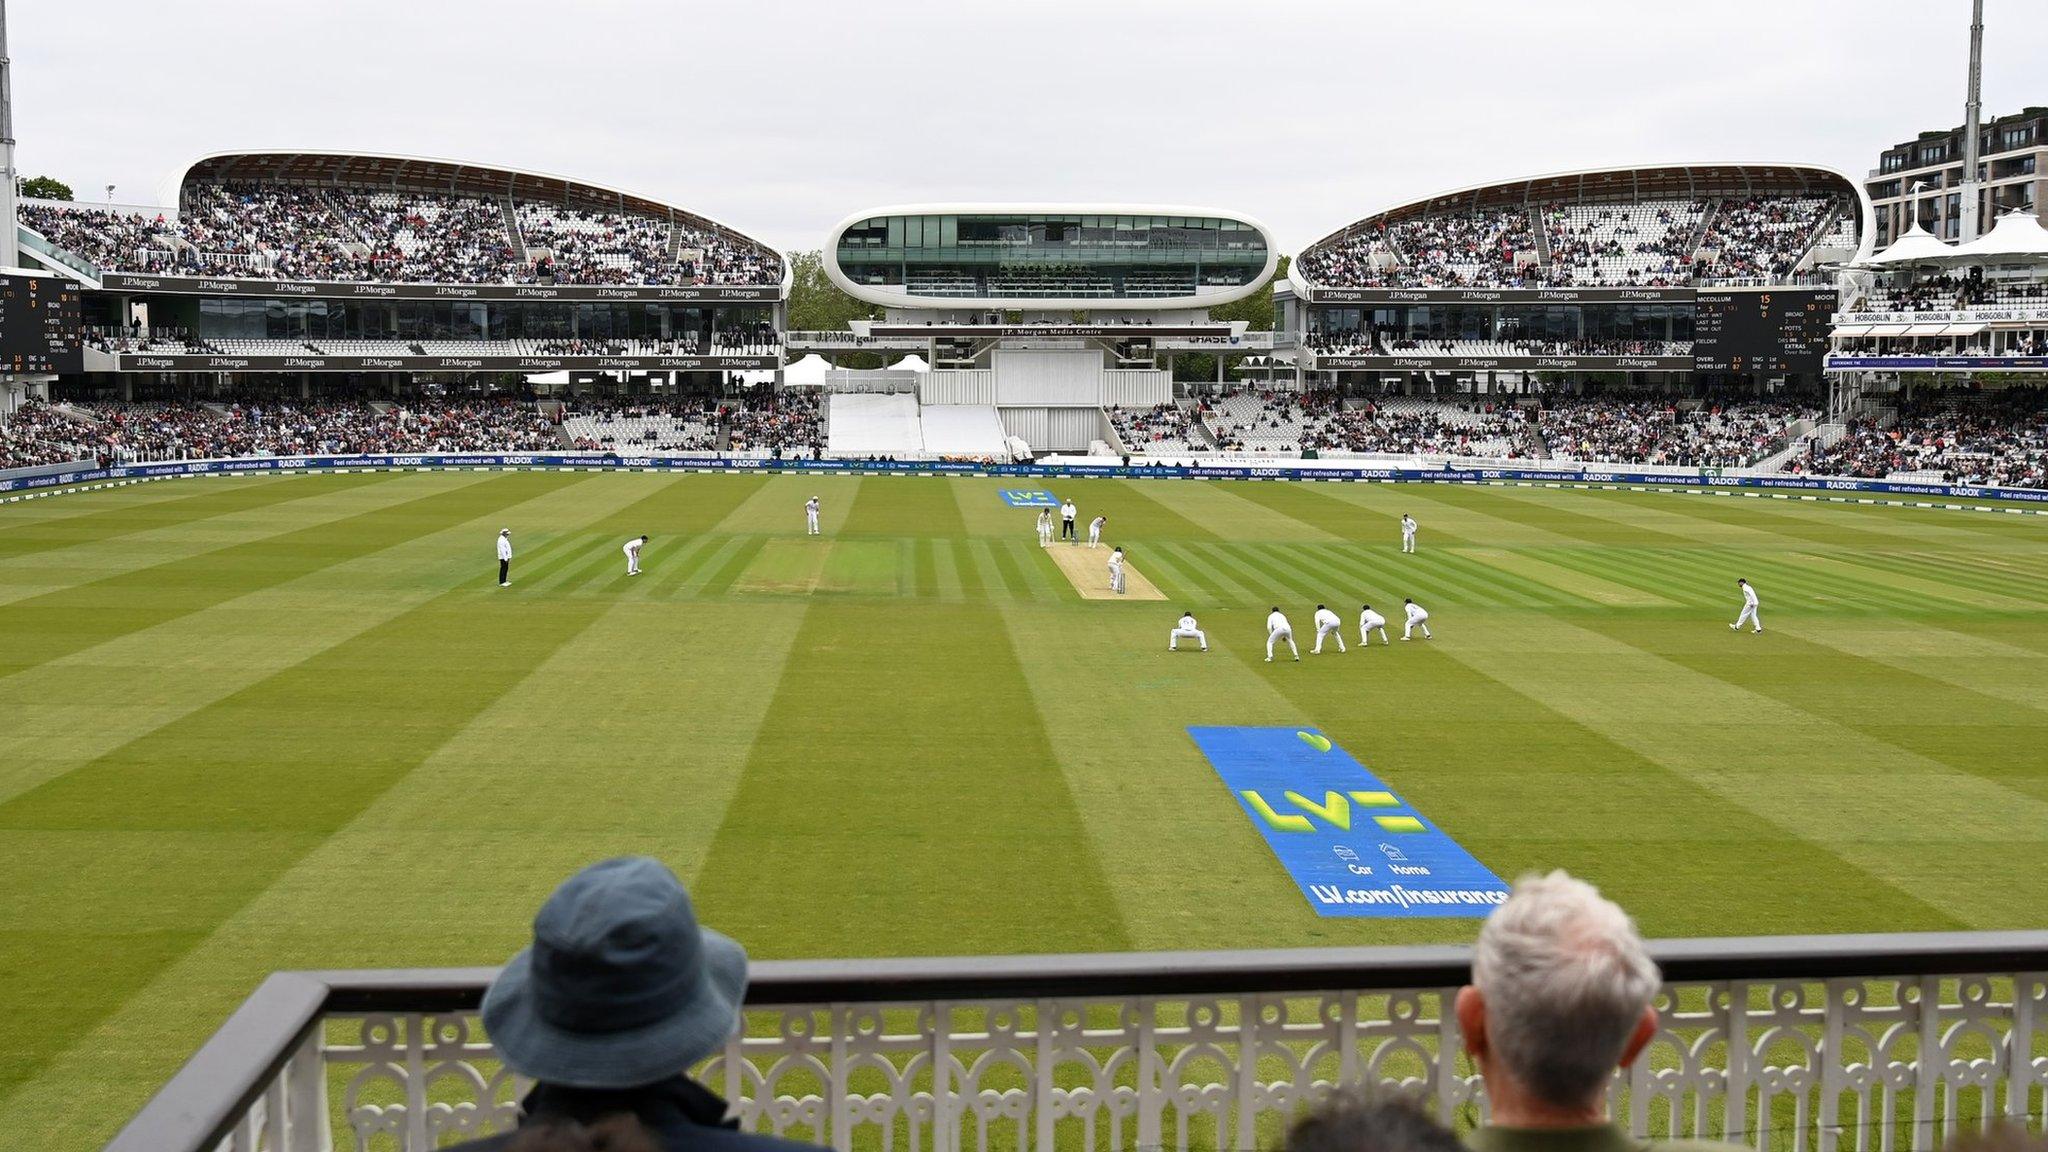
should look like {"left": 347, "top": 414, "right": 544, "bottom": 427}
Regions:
{"left": 1108, "top": 403, "right": 1205, "bottom": 452}
{"left": 726, "top": 390, "right": 822, "bottom": 456}
{"left": 1, "top": 396, "right": 562, "bottom": 465}
{"left": 1389, "top": 209, "right": 1538, "bottom": 288}
{"left": 713, "top": 322, "right": 780, "bottom": 354}
{"left": 180, "top": 182, "right": 377, "bottom": 279}
{"left": 684, "top": 226, "right": 784, "bottom": 286}
{"left": 351, "top": 192, "right": 525, "bottom": 283}
{"left": 0, "top": 400, "right": 101, "bottom": 468}
{"left": 83, "top": 327, "right": 205, "bottom": 355}
{"left": 1382, "top": 337, "right": 1691, "bottom": 358}
{"left": 1201, "top": 388, "right": 1322, "bottom": 452}
{"left": 1299, "top": 192, "right": 1844, "bottom": 289}
{"left": 19, "top": 203, "right": 184, "bottom": 273}
{"left": 1697, "top": 195, "right": 1835, "bottom": 281}
{"left": 19, "top": 185, "right": 782, "bottom": 286}
{"left": 1536, "top": 397, "right": 1814, "bottom": 467}
{"left": 1854, "top": 269, "right": 2048, "bottom": 313}
{"left": 1543, "top": 200, "right": 1706, "bottom": 287}
{"left": 522, "top": 206, "right": 678, "bottom": 286}
{"left": 1301, "top": 399, "right": 1533, "bottom": 457}
{"left": 1793, "top": 388, "right": 2048, "bottom": 488}
{"left": 16, "top": 384, "right": 2048, "bottom": 489}
{"left": 562, "top": 397, "right": 725, "bottom": 453}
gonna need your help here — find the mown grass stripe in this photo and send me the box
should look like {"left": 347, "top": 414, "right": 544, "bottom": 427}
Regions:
{"left": 1523, "top": 547, "right": 1717, "bottom": 607}
{"left": 1860, "top": 551, "right": 2048, "bottom": 603}
{"left": 1410, "top": 483, "right": 1700, "bottom": 548}
{"left": 668, "top": 537, "right": 752, "bottom": 598}
{"left": 1232, "top": 599, "right": 1971, "bottom": 941}
{"left": 1128, "top": 544, "right": 1213, "bottom": 605}
{"left": 930, "top": 539, "right": 964, "bottom": 601}
{"left": 1254, "top": 544, "right": 1391, "bottom": 607}
{"left": 0, "top": 474, "right": 398, "bottom": 563}
{"left": 1364, "top": 548, "right": 1530, "bottom": 609}
{"left": 999, "top": 540, "right": 1062, "bottom": 603}
{"left": 1448, "top": 546, "right": 1599, "bottom": 606}
{"left": 1305, "top": 542, "right": 1515, "bottom": 610}
{"left": 538, "top": 537, "right": 639, "bottom": 592}
{"left": 1402, "top": 548, "right": 1575, "bottom": 609}
{"left": 1144, "top": 541, "right": 1245, "bottom": 602}
{"left": 982, "top": 539, "right": 1035, "bottom": 603}
{"left": 0, "top": 582, "right": 613, "bottom": 1098}
{"left": 1597, "top": 486, "right": 1915, "bottom": 553}
{"left": 694, "top": 536, "right": 772, "bottom": 598}
{"left": 1569, "top": 614, "right": 2048, "bottom": 806}
{"left": 1204, "top": 542, "right": 1325, "bottom": 602}
{"left": 641, "top": 534, "right": 729, "bottom": 597}
{"left": 510, "top": 532, "right": 613, "bottom": 586}
{"left": 895, "top": 538, "right": 918, "bottom": 598}
{"left": 688, "top": 597, "right": 1133, "bottom": 958}
{"left": 951, "top": 539, "right": 989, "bottom": 599}
{"left": 1595, "top": 548, "right": 1740, "bottom": 608}
{"left": 0, "top": 475, "right": 217, "bottom": 534}
{"left": 1723, "top": 490, "right": 2040, "bottom": 548}
{"left": 0, "top": 473, "right": 587, "bottom": 682}
{"left": 1795, "top": 551, "right": 2042, "bottom": 612}
{"left": 1624, "top": 547, "right": 1830, "bottom": 609}
{"left": 1708, "top": 551, "right": 1939, "bottom": 615}
{"left": 1222, "top": 478, "right": 1391, "bottom": 539}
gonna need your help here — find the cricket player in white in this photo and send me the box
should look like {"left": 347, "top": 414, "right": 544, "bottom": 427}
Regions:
{"left": 624, "top": 534, "right": 648, "bottom": 576}
{"left": 1400, "top": 514, "right": 1418, "bottom": 553}
{"left": 805, "top": 496, "right": 821, "bottom": 536}
{"left": 1059, "top": 499, "right": 1078, "bottom": 542}
{"left": 1037, "top": 509, "right": 1053, "bottom": 547}
{"left": 1401, "top": 598, "right": 1432, "bottom": 640}
{"left": 1358, "top": 603, "right": 1390, "bottom": 646}
{"left": 1169, "top": 611, "right": 1209, "bottom": 652}
{"left": 1265, "top": 606, "right": 1300, "bottom": 662}
{"left": 1107, "top": 547, "right": 1126, "bottom": 594}
{"left": 1312, "top": 604, "right": 1346, "bottom": 653}
{"left": 1731, "top": 578, "right": 1762, "bottom": 633}
{"left": 1088, "top": 515, "right": 1107, "bottom": 548}
{"left": 496, "top": 528, "right": 513, "bottom": 587}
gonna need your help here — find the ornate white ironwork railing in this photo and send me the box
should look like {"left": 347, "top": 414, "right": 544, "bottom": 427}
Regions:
{"left": 108, "top": 933, "right": 2048, "bottom": 1152}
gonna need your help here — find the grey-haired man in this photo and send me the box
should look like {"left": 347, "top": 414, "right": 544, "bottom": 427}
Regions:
{"left": 1458, "top": 871, "right": 1743, "bottom": 1152}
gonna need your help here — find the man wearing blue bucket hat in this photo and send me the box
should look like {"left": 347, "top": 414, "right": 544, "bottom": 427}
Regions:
{"left": 445, "top": 857, "right": 820, "bottom": 1152}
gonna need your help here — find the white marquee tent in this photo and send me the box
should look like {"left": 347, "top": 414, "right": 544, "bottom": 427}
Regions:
{"left": 783, "top": 353, "right": 832, "bottom": 386}
{"left": 1866, "top": 220, "right": 1956, "bottom": 267}
{"left": 1948, "top": 211, "right": 2048, "bottom": 263}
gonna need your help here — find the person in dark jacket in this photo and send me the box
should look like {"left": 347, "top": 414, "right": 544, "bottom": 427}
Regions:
{"left": 442, "top": 857, "right": 820, "bottom": 1152}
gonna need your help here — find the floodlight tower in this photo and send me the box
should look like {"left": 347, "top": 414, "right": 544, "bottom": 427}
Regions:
{"left": 0, "top": 0, "right": 18, "bottom": 267}
{"left": 1958, "top": 0, "right": 1985, "bottom": 242}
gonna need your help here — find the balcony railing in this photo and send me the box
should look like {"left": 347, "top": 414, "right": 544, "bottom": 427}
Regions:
{"left": 110, "top": 932, "right": 2048, "bottom": 1152}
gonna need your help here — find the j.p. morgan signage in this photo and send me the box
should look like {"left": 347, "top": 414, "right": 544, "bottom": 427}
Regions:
{"left": 1305, "top": 286, "right": 1691, "bottom": 304}
{"left": 117, "top": 353, "right": 782, "bottom": 373}
{"left": 100, "top": 273, "right": 781, "bottom": 304}
{"left": 1313, "top": 354, "right": 1695, "bottom": 371}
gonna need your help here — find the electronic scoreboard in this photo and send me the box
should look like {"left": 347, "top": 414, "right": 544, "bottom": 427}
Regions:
{"left": 0, "top": 273, "right": 83, "bottom": 374}
{"left": 1692, "top": 287, "right": 1835, "bottom": 375}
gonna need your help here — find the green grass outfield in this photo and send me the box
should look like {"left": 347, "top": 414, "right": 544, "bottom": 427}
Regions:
{"left": 4, "top": 468, "right": 2048, "bottom": 1146}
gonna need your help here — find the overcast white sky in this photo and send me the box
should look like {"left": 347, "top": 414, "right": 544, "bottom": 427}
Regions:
{"left": 12, "top": 0, "right": 2045, "bottom": 254}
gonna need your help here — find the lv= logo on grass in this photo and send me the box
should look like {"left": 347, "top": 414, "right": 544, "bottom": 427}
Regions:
{"left": 1188, "top": 726, "right": 1509, "bottom": 917}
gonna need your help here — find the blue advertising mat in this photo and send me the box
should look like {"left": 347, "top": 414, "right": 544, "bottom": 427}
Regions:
{"left": 1187, "top": 726, "right": 1509, "bottom": 917}
{"left": 1000, "top": 489, "right": 1061, "bottom": 507}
